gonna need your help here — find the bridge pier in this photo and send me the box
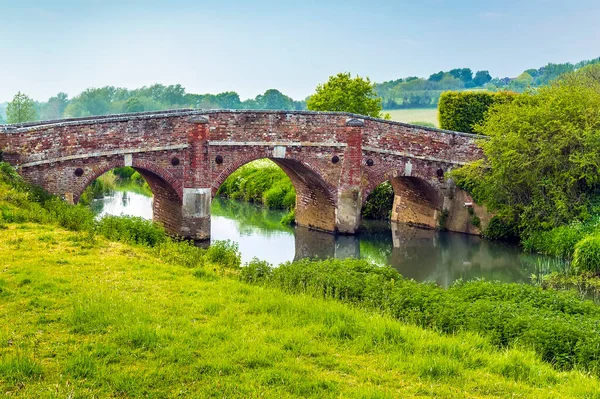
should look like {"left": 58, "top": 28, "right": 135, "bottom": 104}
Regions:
{"left": 180, "top": 188, "right": 212, "bottom": 240}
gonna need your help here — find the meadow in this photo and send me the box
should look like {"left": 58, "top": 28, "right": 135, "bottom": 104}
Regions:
{"left": 383, "top": 108, "right": 439, "bottom": 127}
{"left": 2, "top": 225, "right": 600, "bottom": 398}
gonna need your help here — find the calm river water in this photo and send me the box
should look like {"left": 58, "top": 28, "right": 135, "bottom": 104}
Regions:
{"left": 93, "top": 192, "right": 564, "bottom": 286}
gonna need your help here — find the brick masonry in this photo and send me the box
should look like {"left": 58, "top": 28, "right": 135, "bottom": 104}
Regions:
{"left": 0, "top": 110, "right": 487, "bottom": 239}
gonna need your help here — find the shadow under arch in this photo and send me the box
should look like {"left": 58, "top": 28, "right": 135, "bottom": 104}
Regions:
{"left": 212, "top": 157, "right": 337, "bottom": 233}
{"left": 73, "top": 159, "right": 183, "bottom": 235}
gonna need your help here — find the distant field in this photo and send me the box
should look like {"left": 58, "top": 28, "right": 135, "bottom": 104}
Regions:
{"left": 383, "top": 108, "right": 438, "bottom": 127}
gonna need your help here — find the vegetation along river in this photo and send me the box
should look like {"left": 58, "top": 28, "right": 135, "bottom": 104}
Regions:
{"left": 92, "top": 190, "right": 565, "bottom": 287}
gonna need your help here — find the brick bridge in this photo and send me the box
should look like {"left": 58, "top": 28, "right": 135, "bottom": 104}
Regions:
{"left": 0, "top": 110, "right": 486, "bottom": 240}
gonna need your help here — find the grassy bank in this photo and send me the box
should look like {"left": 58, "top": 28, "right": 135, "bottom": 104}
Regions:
{"left": 2, "top": 225, "right": 600, "bottom": 398}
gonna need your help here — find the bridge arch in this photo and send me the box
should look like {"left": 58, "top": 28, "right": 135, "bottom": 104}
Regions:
{"left": 362, "top": 169, "right": 444, "bottom": 229}
{"left": 72, "top": 158, "right": 183, "bottom": 235}
{"left": 212, "top": 155, "right": 337, "bottom": 232}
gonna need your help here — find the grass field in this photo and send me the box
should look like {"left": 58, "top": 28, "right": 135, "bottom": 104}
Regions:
{"left": 383, "top": 108, "right": 439, "bottom": 127}
{"left": 1, "top": 224, "right": 600, "bottom": 398}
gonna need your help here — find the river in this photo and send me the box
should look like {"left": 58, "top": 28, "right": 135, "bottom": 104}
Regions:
{"left": 92, "top": 191, "right": 565, "bottom": 287}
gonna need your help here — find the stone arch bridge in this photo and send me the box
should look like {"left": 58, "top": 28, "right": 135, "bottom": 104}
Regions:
{"left": 0, "top": 110, "right": 486, "bottom": 240}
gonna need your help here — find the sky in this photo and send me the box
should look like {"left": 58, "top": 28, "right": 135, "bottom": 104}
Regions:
{"left": 1, "top": 0, "right": 599, "bottom": 103}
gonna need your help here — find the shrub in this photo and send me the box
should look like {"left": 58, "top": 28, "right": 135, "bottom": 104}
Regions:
{"left": 362, "top": 182, "right": 394, "bottom": 220}
{"left": 280, "top": 209, "right": 295, "bottom": 226}
{"left": 438, "top": 91, "right": 517, "bottom": 133}
{"left": 205, "top": 240, "right": 241, "bottom": 270}
{"left": 484, "top": 216, "right": 519, "bottom": 242}
{"left": 218, "top": 160, "right": 296, "bottom": 210}
{"left": 95, "top": 215, "right": 167, "bottom": 246}
{"left": 572, "top": 235, "right": 600, "bottom": 273}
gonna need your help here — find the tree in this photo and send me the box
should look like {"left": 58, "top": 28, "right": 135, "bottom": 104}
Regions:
{"left": 450, "top": 64, "right": 600, "bottom": 236}
{"left": 6, "top": 92, "right": 37, "bottom": 123}
{"left": 254, "top": 89, "right": 294, "bottom": 110}
{"left": 449, "top": 68, "right": 473, "bottom": 84}
{"left": 40, "top": 92, "right": 69, "bottom": 120}
{"left": 124, "top": 97, "right": 144, "bottom": 113}
{"left": 473, "top": 70, "right": 492, "bottom": 87}
{"left": 307, "top": 72, "right": 385, "bottom": 118}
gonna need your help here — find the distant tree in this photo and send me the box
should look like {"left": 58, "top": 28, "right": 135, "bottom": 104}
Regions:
{"left": 509, "top": 72, "right": 534, "bottom": 92}
{"left": 449, "top": 68, "right": 473, "bottom": 84}
{"left": 124, "top": 97, "right": 144, "bottom": 113}
{"left": 214, "top": 92, "right": 242, "bottom": 109}
{"left": 254, "top": 89, "right": 294, "bottom": 110}
{"left": 473, "top": 70, "right": 492, "bottom": 87}
{"left": 428, "top": 71, "right": 445, "bottom": 82}
{"left": 40, "top": 92, "right": 69, "bottom": 120}
{"left": 307, "top": 72, "right": 385, "bottom": 118}
{"left": 6, "top": 92, "right": 37, "bottom": 123}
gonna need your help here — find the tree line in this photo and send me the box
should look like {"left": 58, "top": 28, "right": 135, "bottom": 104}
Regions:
{"left": 0, "top": 85, "right": 306, "bottom": 124}
{"left": 375, "top": 56, "right": 600, "bottom": 109}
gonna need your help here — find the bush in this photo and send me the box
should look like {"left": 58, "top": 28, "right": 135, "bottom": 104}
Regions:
{"left": 280, "top": 209, "right": 295, "bottom": 226}
{"left": 438, "top": 91, "right": 517, "bottom": 133}
{"left": 362, "top": 182, "right": 394, "bottom": 220}
{"left": 95, "top": 216, "right": 167, "bottom": 246}
{"left": 572, "top": 235, "right": 600, "bottom": 273}
{"left": 483, "top": 216, "right": 519, "bottom": 242}
{"left": 205, "top": 240, "right": 241, "bottom": 270}
{"left": 218, "top": 160, "right": 296, "bottom": 210}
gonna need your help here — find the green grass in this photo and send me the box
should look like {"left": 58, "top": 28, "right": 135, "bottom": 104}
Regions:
{"left": 383, "top": 108, "right": 439, "bottom": 127}
{"left": 1, "top": 225, "right": 600, "bottom": 397}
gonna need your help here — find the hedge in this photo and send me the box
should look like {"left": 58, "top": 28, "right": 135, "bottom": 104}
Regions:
{"left": 438, "top": 91, "right": 517, "bottom": 133}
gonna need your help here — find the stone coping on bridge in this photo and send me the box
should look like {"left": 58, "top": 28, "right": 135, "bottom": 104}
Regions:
{"left": 0, "top": 109, "right": 482, "bottom": 139}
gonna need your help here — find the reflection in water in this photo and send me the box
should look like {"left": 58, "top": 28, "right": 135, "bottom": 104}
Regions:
{"left": 94, "top": 194, "right": 566, "bottom": 286}
{"left": 92, "top": 191, "right": 153, "bottom": 220}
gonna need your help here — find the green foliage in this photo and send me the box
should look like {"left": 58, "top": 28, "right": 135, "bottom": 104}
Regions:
{"left": 438, "top": 91, "right": 517, "bottom": 133}
{"left": 483, "top": 215, "right": 519, "bottom": 242}
{"left": 449, "top": 64, "right": 600, "bottom": 237}
{"left": 6, "top": 92, "right": 37, "bottom": 123}
{"left": 522, "top": 217, "right": 600, "bottom": 259}
{"left": 242, "top": 257, "right": 600, "bottom": 374}
{"left": 280, "top": 209, "right": 296, "bottom": 226}
{"left": 217, "top": 160, "right": 296, "bottom": 210}
{"left": 95, "top": 216, "right": 167, "bottom": 246}
{"left": 572, "top": 235, "right": 600, "bottom": 273}
{"left": 204, "top": 240, "right": 241, "bottom": 270}
{"left": 307, "top": 72, "right": 385, "bottom": 118}
{"left": 362, "top": 182, "right": 394, "bottom": 220}
{"left": 437, "top": 209, "right": 449, "bottom": 231}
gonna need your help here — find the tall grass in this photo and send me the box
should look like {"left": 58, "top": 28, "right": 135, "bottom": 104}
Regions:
{"left": 241, "top": 257, "right": 600, "bottom": 375}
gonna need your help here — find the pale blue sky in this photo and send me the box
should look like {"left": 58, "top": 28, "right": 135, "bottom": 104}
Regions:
{"left": 1, "top": 0, "right": 599, "bottom": 102}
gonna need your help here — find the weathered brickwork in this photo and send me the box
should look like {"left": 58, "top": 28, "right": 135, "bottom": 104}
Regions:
{"left": 0, "top": 110, "right": 486, "bottom": 239}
